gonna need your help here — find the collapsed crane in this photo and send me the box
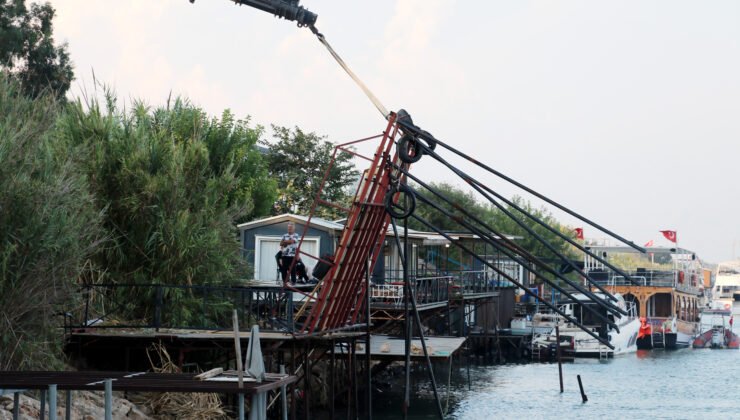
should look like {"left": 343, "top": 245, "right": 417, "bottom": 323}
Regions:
{"left": 189, "top": 1, "right": 647, "bottom": 417}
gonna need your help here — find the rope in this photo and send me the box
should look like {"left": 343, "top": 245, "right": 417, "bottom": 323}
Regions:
{"left": 310, "top": 26, "right": 390, "bottom": 119}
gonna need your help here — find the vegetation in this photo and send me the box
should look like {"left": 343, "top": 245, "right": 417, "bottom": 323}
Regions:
{"left": 0, "top": 1, "right": 73, "bottom": 98}
{"left": 57, "top": 90, "right": 277, "bottom": 323}
{"left": 0, "top": 68, "right": 280, "bottom": 367}
{"left": 266, "top": 125, "right": 358, "bottom": 219}
{"left": 0, "top": 75, "right": 101, "bottom": 370}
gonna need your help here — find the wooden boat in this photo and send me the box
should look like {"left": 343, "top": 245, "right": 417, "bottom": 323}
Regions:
{"left": 583, "top": 245, "right": 705, "bottom": 349}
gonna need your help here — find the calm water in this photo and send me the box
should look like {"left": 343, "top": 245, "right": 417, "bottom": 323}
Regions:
{"left": 375, "top": 303, "right": 740, "bottom": 420}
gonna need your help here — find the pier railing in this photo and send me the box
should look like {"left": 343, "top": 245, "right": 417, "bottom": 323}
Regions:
{"left": 378, "top": 268, "right": 515, "bottom": 295}
{"left": 370, "top": 268, "right": 514, "bottom": 308}
{"left": 370, "top": 276, "right": 451, "bottom": 307}
{"left": 67, "top": 283, "right": 295, "bottom": 333}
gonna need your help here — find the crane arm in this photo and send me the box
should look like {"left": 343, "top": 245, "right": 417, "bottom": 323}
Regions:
{"left": 189, "top": 0, "right": 318, "bottom": 27}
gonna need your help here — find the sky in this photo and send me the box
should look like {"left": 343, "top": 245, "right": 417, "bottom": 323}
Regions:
{"left": 49, "top": 1, "right": 740, "bottom": 263}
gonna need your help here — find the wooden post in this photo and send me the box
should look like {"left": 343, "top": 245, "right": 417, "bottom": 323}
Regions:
{"left": 577, "top": 375, "right": 588, "bottom": 403}
{"left": 556, "top": 326, "right": 563, "bottom": 393}
{"left": 232, "top": 310, "right": 244, "bottom": 389}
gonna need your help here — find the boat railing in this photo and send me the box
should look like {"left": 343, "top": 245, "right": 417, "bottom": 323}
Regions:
{"left": 591, "top": 269, "right": 704, "bottom": 295}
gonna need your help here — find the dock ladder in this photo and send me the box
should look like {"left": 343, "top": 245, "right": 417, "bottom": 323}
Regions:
{"left": 651, "top": 332, "right": 665, "bottom": 348}
{"left": 598, "top": 344, "right": 608, "bottom": 359}
{"left": 530, "top": 339, "right": 540, "bottom": 361}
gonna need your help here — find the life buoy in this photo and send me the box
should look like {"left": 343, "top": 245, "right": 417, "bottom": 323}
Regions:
{"left": 678, "top": 271, "right": 685, "bottom": 283}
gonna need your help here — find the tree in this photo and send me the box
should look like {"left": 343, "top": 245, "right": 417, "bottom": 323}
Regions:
{"left": 266, "top": 126, "right": 358, "bottom": 219}
{"left": 0, "top": 75, "right": 101, "bottom": 370}
{"left": 408, "top": 181, "right": 577, "bottom": 270}
{"left": 408, "top": 181, "right": 495, "bottom": 231}
{"left": 57, "top": 92, "right": 276, "bottom": 324}
{"left": 489, "top": 196, "right": 576, "bottom": 261}
{"left": 0, "top": 0, "right": 73, "bottom": 98}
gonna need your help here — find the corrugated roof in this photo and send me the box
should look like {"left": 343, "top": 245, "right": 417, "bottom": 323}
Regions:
{"left": 237, "top": 214, "right": 345, "bottom": 232}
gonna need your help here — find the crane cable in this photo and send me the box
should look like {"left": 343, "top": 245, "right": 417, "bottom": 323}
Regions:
{"left": 310, "top": 25, "right": 390, "bottom": 119}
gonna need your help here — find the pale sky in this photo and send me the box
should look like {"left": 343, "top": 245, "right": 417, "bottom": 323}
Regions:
{"left": 50, "top": 1, "right": 740, "bottom": 263}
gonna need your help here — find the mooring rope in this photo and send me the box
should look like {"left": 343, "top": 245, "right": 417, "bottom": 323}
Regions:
{"left": 310, "top": 26, "right": 390, "bottom": 119}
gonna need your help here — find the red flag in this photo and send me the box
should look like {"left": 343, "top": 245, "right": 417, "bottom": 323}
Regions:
{"left": 575, "top": 228, "right": 584, "bottom": 240}
{"left": 660, "top": 230, "right": 677, "bottom": 243}
{"left": 644, "top": 240, "right": 654, "bottom": 247}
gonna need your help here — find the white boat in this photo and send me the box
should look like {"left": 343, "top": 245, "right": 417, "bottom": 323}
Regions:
{"left": 509, "top": 313, "right": 561, "bottom": 336}
{"left": 713, "top": 262, "right": 740, "bottom": 302}
{"left": 692, "top": 305, "right": 739, "bottom": 349}
{"left": 532, "top": 293, "right": 640, "bottom": 358}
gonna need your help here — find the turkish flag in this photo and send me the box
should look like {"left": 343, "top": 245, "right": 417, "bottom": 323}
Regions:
{"left": 644, "top": 240, "right": 654, "bottom": 247}
{"left": 575, "top": 228, "right": 584, "bottom": 240}
{"left": 660, "top": 230, "right": 677, "bottom": 243}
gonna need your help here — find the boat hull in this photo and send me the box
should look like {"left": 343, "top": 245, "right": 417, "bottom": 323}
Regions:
{"left": 636, "top": 331, "right": 692, "bottom": 349}
{"left": 692, "top": 328, "right": 740, "bottom": 349}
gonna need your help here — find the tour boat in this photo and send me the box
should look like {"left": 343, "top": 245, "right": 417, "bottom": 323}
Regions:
{"left": 582, "top": 245, "right": 706, "bottom": 350}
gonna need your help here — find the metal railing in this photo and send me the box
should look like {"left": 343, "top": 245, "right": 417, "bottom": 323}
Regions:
{"left": 68, "top": 283, "right": 295, "bottom": 333}
{"left": 379, "top": 268, "right": 516, "bottom": 295}
{"left": 371, "top": 276, "right": 451, "bottom": 307}
{"left": 592, "top": 270, "right": 703, "bottom": 294}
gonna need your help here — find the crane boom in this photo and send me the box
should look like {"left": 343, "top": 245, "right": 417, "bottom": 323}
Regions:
{"left": 189, "top": 0, "right": 317, "bottom": 27}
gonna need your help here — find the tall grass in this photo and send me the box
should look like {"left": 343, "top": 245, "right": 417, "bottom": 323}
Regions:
{"left": 0, "top": 75, "right": 103, "bottom": 370}
{"left": 57, "top": 88, "right": 275, "bottom": 325}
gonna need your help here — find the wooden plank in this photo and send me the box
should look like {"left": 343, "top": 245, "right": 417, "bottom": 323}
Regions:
{"left": 194, "top": 368, "right": 223, "bottom": 380}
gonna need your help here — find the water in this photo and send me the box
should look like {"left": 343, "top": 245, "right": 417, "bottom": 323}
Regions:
{"left": 375, "top": 303, "right": 740, "bottom": 420}
{"left": 451, "top": 349, "right": 739, "bottom": 419}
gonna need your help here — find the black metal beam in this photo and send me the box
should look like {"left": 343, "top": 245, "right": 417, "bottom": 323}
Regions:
{"left": 409, "top": 189, "right": 623, "bottom": 330}
{"left": 397, "top": 120, "right": 645, "bottom": 254}
{"left": 410, "top": 214, "right": 615, "bottom": 349}
{"left": 397, "top": 166, "right": 628, "bottom": 318}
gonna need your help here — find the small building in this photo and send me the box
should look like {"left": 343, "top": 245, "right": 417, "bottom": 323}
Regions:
{"left": 237, "top": 214, "right": 343, "bottom": 282}
{"left": 239, "top": 213, "right": 526, "bottom": 288}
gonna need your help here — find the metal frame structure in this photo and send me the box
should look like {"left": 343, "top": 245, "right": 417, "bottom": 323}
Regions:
{"left": 288, "top": 113, "right": 410, "bottom": 335}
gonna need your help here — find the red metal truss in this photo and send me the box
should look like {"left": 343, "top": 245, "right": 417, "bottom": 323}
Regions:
{"left": 293, "top": 112, "right": 410, "bottom": 334}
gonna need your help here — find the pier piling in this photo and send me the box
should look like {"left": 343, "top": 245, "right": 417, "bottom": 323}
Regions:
{"left": 577, "top": 375, "right": 588, "bottom": 403}
{"left": 556, "top": 326, "right": 563, "bottom": 393}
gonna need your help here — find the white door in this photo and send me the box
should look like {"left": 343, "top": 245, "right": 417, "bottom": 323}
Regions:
{"left": 255, "top": 236, "right": 321, "bottom": 281}
{"left": 256, "top": 237, "right": 282, "bottom": 281}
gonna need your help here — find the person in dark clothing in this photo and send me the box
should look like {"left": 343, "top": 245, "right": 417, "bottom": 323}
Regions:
{"left": 294, "top": 257, "right": 310, "bottom": 284}
{"left": 275, "top": 249, "right": 283, "bottom": 281}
